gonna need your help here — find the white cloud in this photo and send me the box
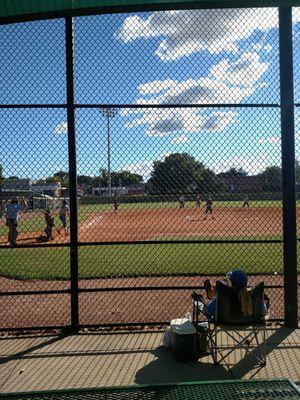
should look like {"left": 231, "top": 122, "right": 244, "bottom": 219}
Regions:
{"left": 252, "top": 43, "right": 273, "bottom": 52}
{"left": 116, "top": 15, "right": 151, "bottom": 43}
{"left": 116, "top": 9, "right": 279, "bottom": 61}
{"left": 135, "top": 53, "right": 268, "bottom": 105}
{"left": 124, "top": 153, "right": 178, "bottom": 180}
{"left": 125, "top": 108, "right": 236, "bottom": 137}
{"left": 124, "top": 160, "right": 154, "bottom": 181}
{"left": 293, "top": 8, "right": 300, "bottom": 23}
{"left": 161, "top": 152, "right": 172, "bottom": 159}
{"left": 55, "top": 121, "right": 68, "bottom": 134}
{"left": 210, "top": 52, "right": 268, "bottom": 88}
{"left": 138, "top": 79, "right": 177, "bottom": 95}
{"left": 171, "top": 134, "right": 188, "bottom": 144}
{"left": 202, "top": 111, "right": 236, "bottom": 131}
{"left": 123, "top": 51, "right": 268, "bottom": 138}
{"left": 258, "top": 136, "right": 281, "bottom": 145}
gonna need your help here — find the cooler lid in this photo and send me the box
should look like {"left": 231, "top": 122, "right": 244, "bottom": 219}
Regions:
{"left": 170, "top": 318, "right": 196, "bottom": 335}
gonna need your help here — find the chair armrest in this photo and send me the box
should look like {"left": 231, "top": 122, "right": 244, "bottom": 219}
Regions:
{"left": 191, "top": 292, "right": 206, "bottom": 315}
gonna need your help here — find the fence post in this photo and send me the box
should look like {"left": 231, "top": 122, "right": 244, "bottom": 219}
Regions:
{"left": 65, "top": 16, "right": 79, "bottom": 333}
{"left": 279, "top": 6, "right": 298, "bottom": 327}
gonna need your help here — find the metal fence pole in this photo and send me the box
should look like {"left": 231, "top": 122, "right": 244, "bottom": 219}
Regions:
{"left": 279, "top": 6, "right": 298, "bottom": 327}
{"left": 65, "top": 16, "right": 79, "bottom": 333}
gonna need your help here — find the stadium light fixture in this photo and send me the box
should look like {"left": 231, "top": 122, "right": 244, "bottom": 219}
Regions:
{"left": 99, "top": 108, "right": 118, "bottom": 197}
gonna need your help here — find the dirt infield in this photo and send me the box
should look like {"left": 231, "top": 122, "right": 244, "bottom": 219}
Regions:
{"left": 0, "top": 207, "right": 284, "bottom": 245}
{"left": 0, "top": 274, "right": 295, "bottom": 330}
{"left": 78, "top": 207, "right": 283, "bottom": 241}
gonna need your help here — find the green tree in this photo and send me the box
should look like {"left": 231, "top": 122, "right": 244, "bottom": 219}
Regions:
{"left": 0, "top": 165, "right": 4, "bottom": 187}
{"left": 201, "top": 168, "right": 225, "bottom": 193}
{"left": 111, "top": 171, "right": 143, "bottom": 186}
{"left": 148, "top": 153, "right": 219, "bottom": 194}
{"left": 77, "top": 175, "right": 95, "bottom": 186}
{"left": 92, "top": 169, "right": 143, "bottom": 188}
{"left": 92, "top": 169, "right": 108, "bottom": 187}
{"left": 45, "top": 176, "right": 61, "bottom": 184}
{"left": 53, "top": 171, "right": 69, "bottom": 187}
{"left": 261, "top": 166, "right": 282, "bottom": 192}
{"left": 45, "top": 171, "right": 69, "bottom": 187}
{"left": 227, "top": 167, "right": 248, "bottom": 176}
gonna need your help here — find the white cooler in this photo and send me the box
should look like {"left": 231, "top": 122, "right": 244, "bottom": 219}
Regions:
{"left": 170, "top": 318, "right": 199, "bottom": 361}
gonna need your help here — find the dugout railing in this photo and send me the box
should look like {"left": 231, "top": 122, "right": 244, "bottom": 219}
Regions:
{"left": 0, "top": 1, "right": 298, "bottom": 333}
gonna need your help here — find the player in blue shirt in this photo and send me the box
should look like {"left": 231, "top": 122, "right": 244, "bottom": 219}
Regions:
{"left": 6, "top": 197, "right": 27, "bottom": 246}
{"left": 58, "top": 199, "right": 70, "bottom": 235}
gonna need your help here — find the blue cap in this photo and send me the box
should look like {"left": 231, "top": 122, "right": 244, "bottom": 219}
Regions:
{"left": 227, "top": 269, "right": 248, "bottom": 289}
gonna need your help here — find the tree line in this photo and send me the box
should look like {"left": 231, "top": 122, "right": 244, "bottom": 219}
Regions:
{"left": 1, "top": 154, "right": 300, "bottom": 194}
{"left": 147, "top": 153, "right": 287, "bottom": 194}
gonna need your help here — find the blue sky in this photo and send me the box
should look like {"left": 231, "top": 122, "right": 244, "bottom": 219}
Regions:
{"left": 1, "top": 8, "right": 300, "bottom": 181}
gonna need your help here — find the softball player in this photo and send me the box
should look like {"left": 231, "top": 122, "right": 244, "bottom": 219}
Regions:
{"left": 243, "top": 195, "right": 250, "bottom": 208}
{"left": 204, "top": 196, "right": 214, "bottom": 220}
{"left": 58, "top": 199, "right": 70, "bottom": 235}
{"left": 179, "top": 194, "right": 185, "bottom": 209}
{"left": 195, "top": 194, "right": 201, "bottom": 208}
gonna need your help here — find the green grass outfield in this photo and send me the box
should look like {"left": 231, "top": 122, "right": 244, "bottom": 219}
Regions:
{"left": 0, "top": 242, "right": 290, "bottom": 280}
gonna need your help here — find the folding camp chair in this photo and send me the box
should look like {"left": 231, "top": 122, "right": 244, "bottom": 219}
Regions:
{"left": 192, "top": 281, "right": 266, "bottom": 366}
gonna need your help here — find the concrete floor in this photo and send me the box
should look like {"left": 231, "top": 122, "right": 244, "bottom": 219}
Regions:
{"left": 0, "top": 327, "right": 299, "bottom": 393}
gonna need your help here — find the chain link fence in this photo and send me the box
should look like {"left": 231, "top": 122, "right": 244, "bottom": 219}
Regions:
{"left": 0, "top": 5, "right": 298, "bottom": 331}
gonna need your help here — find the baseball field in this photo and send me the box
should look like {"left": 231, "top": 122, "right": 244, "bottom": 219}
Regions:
{"left": 0, "top": 200, "right": 297, "bottom": 280}
{"left": 0, "top": 199, "right": 299, "bottom": 328}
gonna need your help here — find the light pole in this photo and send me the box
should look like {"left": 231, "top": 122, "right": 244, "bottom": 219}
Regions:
{"left": 99, "top": 108, "right": 118, "bottom": 196}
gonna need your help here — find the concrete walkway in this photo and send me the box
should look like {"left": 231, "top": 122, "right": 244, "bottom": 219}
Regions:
{"left": 0, "top": 327, "right": 299, "bottom": 393}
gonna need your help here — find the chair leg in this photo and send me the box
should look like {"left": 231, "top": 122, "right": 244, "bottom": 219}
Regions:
{"left": 192, "top": 304, "right": 196, "bottom": 327}
{"left": 261, "top": 326, "right": 266, "bottom": 366}
{"left": 207, "top": 325, "right": 266, "bottom": 367}
{"left": 212, "top": 328, "right": 219, "bottom": 365}
{"left": 207, "top": 328, "right": 216, "bottom": 365}
{"left": 253, "top": 326, "right": 266, "bottom": 366}
{"left": 212, "top": 326, "right": 267, "bottom": 367}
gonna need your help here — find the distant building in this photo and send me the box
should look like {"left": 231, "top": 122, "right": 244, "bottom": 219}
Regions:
{"left": 32, "top": 181, "right": 62, "bottom": 197}
{"left": 2, "top": 178, "right": 32, "bottom": 192}
{"left": 126, "top": 184, "right": 146, "bottom": 195}
{"left": 92, "top": 184, "right": 146, "bottom": 196}
{"left": 92, "top": 186, "right": 128, "bottom": 196}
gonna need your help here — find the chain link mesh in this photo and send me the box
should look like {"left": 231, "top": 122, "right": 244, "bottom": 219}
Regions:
{"left": 0, "top": 6, "right": 298, "bottom": 330}
{"left": 293, "top": 7, "right": 300, "bottom": 321}
{"left": 0, "top": 19, "right": 66, "bottom": 104}
{"left": 0, "top": 380, "right": 299, "bottom": 399}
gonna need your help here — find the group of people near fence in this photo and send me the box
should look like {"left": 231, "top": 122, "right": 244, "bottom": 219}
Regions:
{"left": 2, "top": 197, "right": 69, "bottom": 246}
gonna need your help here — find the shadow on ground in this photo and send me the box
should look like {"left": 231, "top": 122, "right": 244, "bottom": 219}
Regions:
{"left": 135, "top": 327, "right": 300, "bottom": 385}
{"left": 0, "top": 328, "right": 298, "bottom": 392}
{"left": 135, "top": 346, "right": 233, "bottom": 384}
